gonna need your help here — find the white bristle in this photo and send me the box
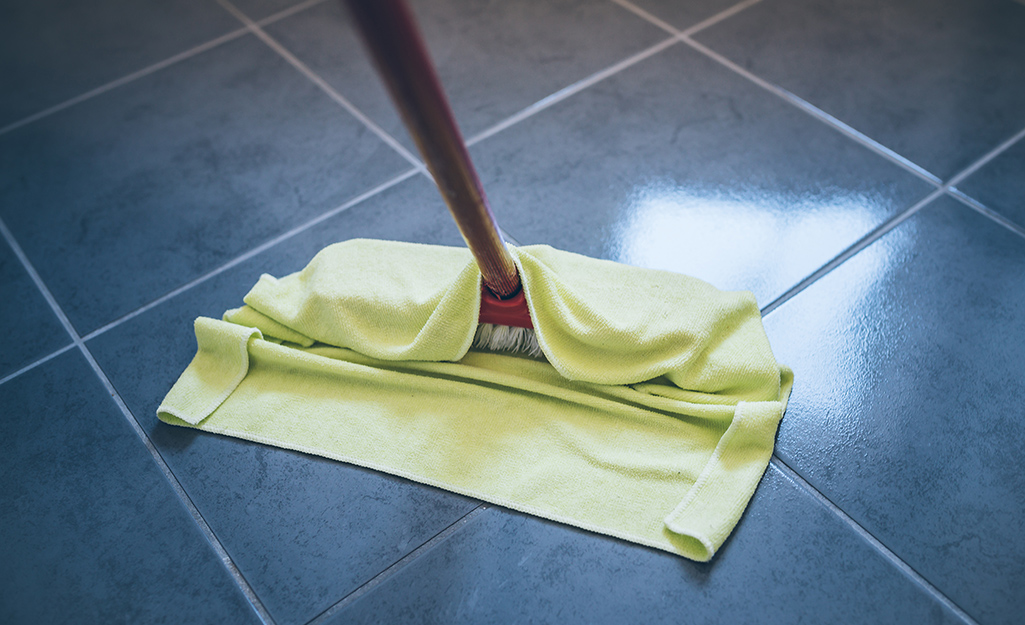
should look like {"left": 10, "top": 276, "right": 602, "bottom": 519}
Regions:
{"left": 472, "top": 323, "right": 544, "bottom": 358}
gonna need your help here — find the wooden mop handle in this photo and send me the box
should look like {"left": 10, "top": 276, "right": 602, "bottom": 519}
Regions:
{"left": 344, "top": 0, "right": 521, "bottom": 298}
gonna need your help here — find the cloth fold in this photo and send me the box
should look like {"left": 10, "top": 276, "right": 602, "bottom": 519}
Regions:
{"left": 158, "top": 239, "right": 792, "bottom": 561}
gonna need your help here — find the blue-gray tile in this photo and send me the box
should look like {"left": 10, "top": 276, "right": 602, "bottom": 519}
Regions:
{"left": 0, "top": 33, "right": 410, "bottom": 336}
{"left": 263, "top": 0, "right": 668, "bottom": 152}
{"left": 88, "top": 177, "right": 479, "bottom": 625}
{"left": 466, "top": 43, "right": 932, "bottom": 305}
{"left": 763, "top": 197, "right": 1025, "bottom": 625}
{"left": 0, "top": 350, "right": 259, "bottom": 624}
{"left": 332, "top": 465, "right": 961, "bottom": 625}
{"left": 627, "top": 0, "right": 753, "bottom": 32}
{"left": 957, "top": 136, "right": 1025, "bottom": 232}
{"left": 694, "top": 0, "right": 1025, "bottom": 181}
{"left": 0, "top": 236, "right": 68, "bottom": 378}
{"left": 0, "top": 0, "right": 239, "bottom": 128}
{"left": 231, "top": 0, "right": 317, "bottom": 22}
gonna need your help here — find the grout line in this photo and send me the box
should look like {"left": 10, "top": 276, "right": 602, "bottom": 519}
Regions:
{"left": 0, "top": 0, "right": 328, "bottom": 138}
{"left": 466, "top": 35, "right": 679, "bottom": 147}
{"left": 500, "top": 227, "right": 521, "bottom": 247}
{"left": 945, "top": 124, "right": 1025, "bottom": 189}
{"left": 0, "top": 217, "right": 276, "bottom": 624}
{"left": 947, "top": 189, "right": 1025, "bottom": 241}
{"left": 253, "top": 0, "right": 329, "bottom": 27}
{"left": 770, "top": 458, "right": 980, "bottom": 625}
{"left": 762, "top": 121, "right": 1025, "bottom": 316}
{"left": 609, "top": 0, "right": 679, "bottom": 35}
{"left": 760, "top": 187, "right": 942, "bottom": 316}
{"left": 82, "top": 168, "right": 418, "bottom": 342}
{"left": 680, "top": 0, "right": 765, "bottom": 38}
{"left": 306, "top": 504, "right": 490, "bottom": 624}
{"left": 607, "top": 0, "right": 942, "bottom": 187}
{"left": 214, "top": 0, "right": 427, "bottom": 174}
{"left": 0, "top": 343, "right": 76, "bottom": 387}
{"left": 681, "top": 36, "right": 943, "bottom": 186}
{"left": 0, "top": 27, "right": 248, "bottom": 137}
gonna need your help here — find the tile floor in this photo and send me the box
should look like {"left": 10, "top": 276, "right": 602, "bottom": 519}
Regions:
{"left": 2, "top": 0, "right": 1023, "bottom": 623}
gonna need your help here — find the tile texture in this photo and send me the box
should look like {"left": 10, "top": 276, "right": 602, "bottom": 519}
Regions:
{"left": 0, "top": 350, "right": 259, "bottom": 624}
{"left": 89, "top": 177, "right": 478, "bottom": 625}
{"left": 957, "top": 136, "right": 1025, "bottom": 232}
{"left": 0, "top": 0, "right": 239, "bottom": 128}
{"left": 763, "top": 197, "right": 1025, "bottom": 625}
{"left": 694, "top": 0, "right": 1025, "bottom": 181}
{"left": 0, "top": 237, "right": 68, "bottom": 378}
{"left": 331, "top": 467, "right": 961, "bottom": 625}
{"left": 467, "top": 43, "right": 932, "bottom": 305}
{"left": 0, "top": 34, "right": 409, "bottom": 336}
{"left": 263, "top": 0, "right": 668, "bottom": 151}
{"left": 628, "top": 0, "right": 752, "bottom": 31}
{"left": 5, "top": 0, "right": 1025, "bottom": 622}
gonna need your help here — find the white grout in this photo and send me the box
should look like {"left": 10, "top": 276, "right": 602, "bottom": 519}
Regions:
{"left": 214, "top": 0, "right": 427, "bottom": 174}
{"left": 682, "top": 36, "right": 943, "bottom": 186}
{"left": 80, "top": 168, "right": 417, "bottom": 342}
{"left": 0, "top": 343, "right": 76, "bottom": 387}
{"left": 466, "top": 35, "right": 679, "bottom": 147}
{"left": 947, "top": 189, "right": 1025, "bottom": 241}
{"left": 0, "top": 27, "right": 248, "bottom": 137}
{"left": 602, "top": 0, "right": 1025, "bottom": 316}
{"left": 760, "top": 187, "right": 943, "bottom": 316}
{"left": 770, "top": 458, "right": 980, "bottom": 625}
{"left": 608, "top": 0, "right": 678, "bottom": 35}
{"left": 609, "top": 0, "right": 943, "bottom": 186}
{"left": 307, "top": 504, "right": 490, "bottom": 624}
{"left": 0, "top": 216, "right": 277, "bottom": 625}
{"left": 945, "top": 124, "right": 1025, "bottom": 189}
{"left": 0, "top": 0, "right": 329, "bottom": 138}
{"left": 680, "top": 0, "right": 765, "bottom": 37}
{"left": 762, "top": 121, "right": 1025, "bottom": 315}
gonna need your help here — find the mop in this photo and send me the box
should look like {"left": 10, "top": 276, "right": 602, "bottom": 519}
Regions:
{"left": 158, "top": 0, "right": 792, "bottom": 561}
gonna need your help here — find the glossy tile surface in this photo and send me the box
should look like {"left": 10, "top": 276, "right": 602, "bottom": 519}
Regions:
{"left": 0, "top": 351, "right": 259, "bottom": 624}
{"left": 0, "top": 0, "right": 238, "bottom": 128}
{"left": 89, "top": 177, "right": 477, "bottom": 625}
{"left": 694, "top": 0, "right": 1025, "bottom": 181}
{"left": 6, "top": 0, "right": 1024, "bottom": 622}
{"left": 0, "top": 34, "right": 409, "bottom": 335}
{"left": 263, "top": 0, "right": 667, "bottom": 151}
{"left": 468, "top": 43, "right": 932, "bottom": 304}
{"left": 958, "top": 136, "right": 1025, "bottom": 231}
{"left": 333, "top": 467, "right": 961, "bottom": 625}
{"left": 0, "top": 237, "right": 67, "bottom": 378}
{"left": 763, "top": 197, "right": 1025, "bottom": 625}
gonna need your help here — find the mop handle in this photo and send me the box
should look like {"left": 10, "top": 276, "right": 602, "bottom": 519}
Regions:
{"left": 345, "top": 0, "right": 521, "bottom": 298}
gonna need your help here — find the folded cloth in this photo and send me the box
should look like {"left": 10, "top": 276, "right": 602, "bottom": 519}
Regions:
{"left": 158, "top": 239, "right": 792, "bottom": 561}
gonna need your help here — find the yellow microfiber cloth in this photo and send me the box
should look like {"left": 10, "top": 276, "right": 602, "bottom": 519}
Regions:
{"left": 158, "top": 239, "right": 792, "bottom": 561}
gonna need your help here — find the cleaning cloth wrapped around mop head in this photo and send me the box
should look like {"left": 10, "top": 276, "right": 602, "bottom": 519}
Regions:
{"left": 159, "top": 239, "right": 792, "bottom": 561}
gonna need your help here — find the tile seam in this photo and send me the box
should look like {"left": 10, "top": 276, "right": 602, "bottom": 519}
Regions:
{"left": 769, "top": 458, "right": 980, "bottom": 625}
{"left": 305, "top": 504, "right": 491, "bottom": 625}
{"left": 0, "top": 343, "right": 76, "bottom": 387}
{"left": 81, "top": 168, "right": 418, "bottom": 343}
{"left": 762, "top": 119, "right": 1025, "bottom": 315}
{"left": 759, "top": 187, "right": 942, "bottom": 316}
{"left": 681, "top": 38, "right": 942, "bottom": 186}
{"left": 213, "top": 0, "right": 427, "bottom": 174}
{"left": 0, "top": 216, "right": 277, "bottom": 625}
{"left": 947, "top": 189, "right": 1025, "bottom": 242}
{"left": 608, "top": 0, "right": 942, "bottom": 186}
{"left": 465, "top": 36, "right": 680, "bottom": 147}
{"left": 0, "top": 0, "right": 329, "bottom": 137}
